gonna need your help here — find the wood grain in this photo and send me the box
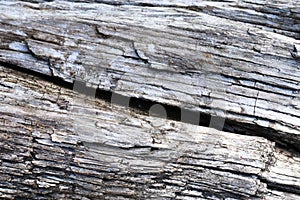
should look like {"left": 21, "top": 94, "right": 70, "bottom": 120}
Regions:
{"left": 0, "top": 1, "right": 300, "bottom": 199}
{"left": 1, "top": 65, "right": 299, "bottom": 199}
{"left": 0, "top": 0, "right": 299, "bottom": 149}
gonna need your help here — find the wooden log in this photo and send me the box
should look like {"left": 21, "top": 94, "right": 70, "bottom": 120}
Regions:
{"left": 0, "top": 65, "right": 300, "bottom": 199}
{"left": 1, "top": 0, "right": 300, "bottom": 199}
{"left": 0, "top": 0, "right": 300, "bottom": 149}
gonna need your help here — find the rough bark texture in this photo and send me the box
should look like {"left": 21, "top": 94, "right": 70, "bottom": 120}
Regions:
{"left": 1, "top": 0, "right": 300, "bottom": 149}
{"left": 1, "top": 65, "right": 300, "bottom": 199}
{"left": 0, "top": 0, "right": 300, "bottom": 199}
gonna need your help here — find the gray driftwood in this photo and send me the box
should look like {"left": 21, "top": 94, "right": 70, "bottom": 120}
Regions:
{"left": 0, "top": 65, "right": 300, "bottom": 199}
{"left": 0, "top": 0, "right": 300, "bottom": 199}
{"left": 1, "top": 0, "right": 300, "bottom": 148}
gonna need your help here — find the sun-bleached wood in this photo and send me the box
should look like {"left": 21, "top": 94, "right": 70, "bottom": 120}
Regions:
{"left": 0, "top": 65, "right": 300, "bottom": 199}
{"left": 1, "top": 0, "right": 300, "bottom": 199}
{"left": 0, "top": 0, "right": 300, "bottom": 149}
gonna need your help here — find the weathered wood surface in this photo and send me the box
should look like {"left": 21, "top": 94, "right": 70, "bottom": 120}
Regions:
{"left": 0, "top": 0, "right": 300, "bottom": 149}
{"left": 1, "top": 0, "right": 300, "bottom": 199}
{"left": 1, "top": 65, "right": 300, "bottom": 199}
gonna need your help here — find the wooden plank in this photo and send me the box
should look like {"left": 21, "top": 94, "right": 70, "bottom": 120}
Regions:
{"left": 0, "top": 0, "right": 299, "bottom": 149}
{"left": 0, "top": 65, "right": 299, "bottom": 199}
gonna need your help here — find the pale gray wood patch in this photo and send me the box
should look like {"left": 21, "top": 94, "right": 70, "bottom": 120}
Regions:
{"left": 0, "top": 1, "right": 299, "bottom": 149}
{"left": 0, "top": 0, "right": 300, "bottom": 199}
{"left": 0, "top": 65, "right": 299, "bottom": 199}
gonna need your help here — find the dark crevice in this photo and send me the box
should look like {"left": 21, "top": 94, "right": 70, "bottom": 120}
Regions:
{"left": 0, "top": 82, "right": 13, "bottom": 89}
{"left": 133, "top": 49, "right": 149, "bottom": 64}
{"left": 1, "top": 60, "right": 300, "bottom": 153}
{"left": 291, "top": 44, "right": 300, "bottom": 60}
{"left": 263, "top": 179, "right": 300, "bottom": 195}
{"left": 1, "top": 60, "right": 300, "bottom": 197}
{"left": 95, "top": 26, "right": 112, "bottom": 39}
{"left": 0, "top": 60, "right": 74, "bottom": 90}
{"left": 118, "top": 145, "right": 161, "bottom": 152}
{"left": 122, "top": 55, "right": 149, "bottom": 65}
